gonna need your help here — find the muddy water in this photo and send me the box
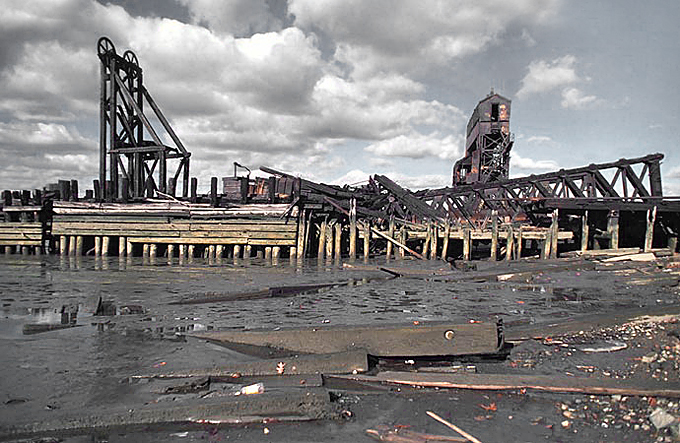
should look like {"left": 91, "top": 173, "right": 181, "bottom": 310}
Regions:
{"left": 0, "top": 254, "right": 674, "bottom": 441}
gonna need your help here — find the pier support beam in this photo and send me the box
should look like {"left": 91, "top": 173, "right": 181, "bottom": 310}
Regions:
{"left": 167, "top": 244, "right": 175, "bottom": 261}
{"left": 490, "top": 211, "right": 498, "bottom": 261}
{"left": 233, "top": 245, "right": 241, "bottom": 259}
{"left": 69, "top": 236, "right": 76, "bottom": 256}
{"left": 102, "top": 236, "right": 110, "bottom": 256}
{"left": 119, "top": 236, "right": 126, "bottom": 257}
{"left": 429, "top": 224, "right": 438, "bottom": 260}
{"left": 363, "top": 222, "right": 370, "bottom": 260}
{"left": 334, "top": 223, "right": 342, "bottom": 261}
{"left": 506, "top": 225, "right": 514, "bottom": 261}
{"left": 607, "top": 209, "right": 619, "bottom": 250}
{"left": 60, "top": 236, "right": 68, "bottom": 256}
{"left": 317, "top": 221, "right": 326, "bottom": 260}
{"left": 272, "top": 246, "right": 281, "bottom": 260}
{"left": 644, "top": 206, "right": 657, "bottom": 252}
{"left": 462, "top": 228, "right": 471, "bottom": 261}
{"left": 441, "top": 223, "right": 450, "bottom": 261}
{"left": 94, "top": 237, "right": 101, "bottom": 256}
{"left": 349, "top": 198, "right": 357, "bottom": 261}
{"left": 581, "top": 211, "right": 589, "bottom": 253}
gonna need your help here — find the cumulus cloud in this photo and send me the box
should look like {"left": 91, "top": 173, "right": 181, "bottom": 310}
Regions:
{"left": 178, "top": 0, "right": 282, "bottom": 36}
{"left": 364, "top": 132, "right": 464, "bottom": 161}
{"left": 516, "top": 55, "right": 579, "bottom": 98}
{"left": 667, "top": 165, "right": 680, "bottom": 179}
{"left": 560, "top": 87, "right": 598, "bottom": 109}
{"left": 290, "top": 0, "right": 561, "bottom": 76}
{"left": 510, "top": 151, "right": 559, "bottom": 175}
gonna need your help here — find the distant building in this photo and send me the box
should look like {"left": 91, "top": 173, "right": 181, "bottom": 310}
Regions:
{"left": 452, "top": 91, "right": 514, "bottom": 185}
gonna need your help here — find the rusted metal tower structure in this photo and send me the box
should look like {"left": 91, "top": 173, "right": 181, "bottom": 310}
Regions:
{"left": 98, "top": 37, "right": 190, "bottom": 201}
{"left": 452, "top": 91, "right": 513, "bottom": 186}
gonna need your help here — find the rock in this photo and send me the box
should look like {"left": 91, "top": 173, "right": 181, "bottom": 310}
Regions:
{"left": 650, "top": 407, "right": 678, "bottom": 430}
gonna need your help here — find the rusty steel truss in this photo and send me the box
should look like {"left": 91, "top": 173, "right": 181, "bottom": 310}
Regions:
{"left": 98, "top": 37, "right": 190, "bottom": 201}
{"left": 418, "top": 153, "right": 665, "bottom": 225}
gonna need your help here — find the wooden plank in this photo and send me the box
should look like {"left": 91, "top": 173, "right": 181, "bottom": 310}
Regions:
{"left": 0, "top": 233, "right": 43, "bottom": 240}
{"left": 191, "top": 321, "right": 502, "bottom": 358}
{"left": 337, "top": 371, "right": 680, "bottom": 398}
{"left": 133, "top": 350, "right": 369, "bottom": 379}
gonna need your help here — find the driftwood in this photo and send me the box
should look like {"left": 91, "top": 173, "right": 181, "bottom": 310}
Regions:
{"left": 427, "top": 411, "right": 483, "bottom": 443}
{"left": 338, "top": 372, "right": 680, "bottom": 398}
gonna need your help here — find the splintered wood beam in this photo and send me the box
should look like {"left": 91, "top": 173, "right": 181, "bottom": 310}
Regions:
{"left": 337, "top": 371, "right": 680, "bottom": 398}
{"left": 365, "top": 223, "right": 425, "bottom": 260}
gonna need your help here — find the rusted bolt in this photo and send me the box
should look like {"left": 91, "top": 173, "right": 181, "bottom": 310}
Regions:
{"left": 445, "top": 330, "right": 455, "bottom": 340}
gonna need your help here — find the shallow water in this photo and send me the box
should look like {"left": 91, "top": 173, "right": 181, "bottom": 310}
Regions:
{"left": 0, "top": 253, "right": 675, "bottom": 440}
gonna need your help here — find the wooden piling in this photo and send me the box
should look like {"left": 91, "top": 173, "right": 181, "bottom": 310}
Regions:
{"left": 317, "top": 221, "right": 326, "bottom": 259}
{"left": 429, "top": 224, "right": 438, "bottom": 260}
{"left": 127, "top": 239, "right": 133, "bottom": 257}
{"left": 119, "top": 236, "right": 126, "bottom": 257}
{"left": 167, "top": 244, "right": 175, "bottom": 260}
{"left": 290, "top": 246, "right": 297, "bottom": 260}
{"left": 149, "top": 244, "right": 157, "bottom": 259}
{"left": 208, "top": 245, "right": 216, "bottom": 261}
{"left": 68, "top": 236, "right": 76, "bottom": 256}
{"left": 142, "top": 243, "right": 149, "bottom": 258}
{"left": 490, "top": 211, "right": 498, "bottom": 261}
{"left": 60, "top": 236, "right": 68, "bottom": 256}
{"left": 399, "top": 226, "right": 406, "bottom": 259}
{"left": 441, "top": 223, "right": 450, "bottom": 261}
{"left": 216, "top": 245, "right": 224, "bottom": 260}
{"left": 669, "top": 236, "right": 678, "bottom": 254}
{"left": 462, "top": 228, "right": 471, "bottom": 261}
{"left": 21, "top": 246, "right": 29, "bottom": 255}
{"left": 349, "top": 198, "right": 357, "bottom": 260}
{"left": 76, "top": 236, "right": 83, "bottom": 256}
{"left": 607, "top": 209, "right": 619, "bottom": 250}
{"left": 325, "top": 222, "right": 334, "bottom": 260}
{"left": 644, "top": 206, "right": 657, "bottom": 252}
{"left": 210, "top": 177, "right": 218, "bottom": 207}
{"left": 245, "top": 245, "right": 252, "bottom": 258}
{"left": 233, "top": 245, "right": 241, "bottom": 259}
{"left": 581, "top": 210, "right": 589, "bottom": 252}
{"left": 542, "top": 230, "right": 551, "bottom": 260}
{"left": 190, "top": 177, "right": 198, "bottom": 203}
{"left": 334, "top": 223, "right": 342, "bottom": 261}
{"left": 550, "top": 209, "right": 559, "bottom": 258}
{"left": 265, "top": 247, "right": 272, "bottom": 261}
{"left": 272, "top": 246, "right": 281, "bottom": 260}
{"left": 506, "top": 225, "right": 514, "bottom": 261}
{"left": 363, "top": 222, "right": 370, "bottom": 260}
{"left": 296, "top": 210, "right": 306, "bottom": 259}
{"left": 102, "top": 236, "right": 110, "bottom": 256}
{"left": 516, "top": 226, "right": 523, "bottom": 260}
{"left": 422, "top": 226, "right": 430, "bottom": 259}
{"left": 187, "top": 244, "right": 195, "bottom": 258}
{"left": 94, "top": 236, "right": 101, "bottom": 256}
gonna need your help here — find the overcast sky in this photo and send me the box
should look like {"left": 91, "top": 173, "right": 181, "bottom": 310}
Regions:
{"left": 1, "top": 0, "right": 679, "bottom": 194}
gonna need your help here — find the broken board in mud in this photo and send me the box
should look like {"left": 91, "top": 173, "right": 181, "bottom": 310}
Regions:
{"left": 190, "top": 321, "right": 503, "bottom": 358}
